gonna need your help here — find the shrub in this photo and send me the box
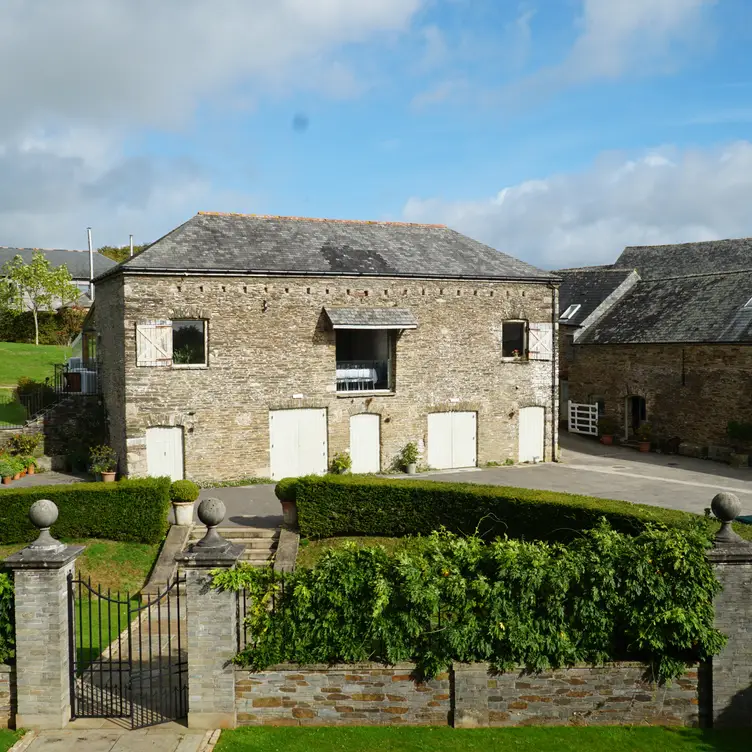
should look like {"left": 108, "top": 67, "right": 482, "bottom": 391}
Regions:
{"left": 288, "top": 475, "right": 711, "bottom": 542}
{"left": 214, "top": 524, "right": 724, "bottom": 681}
{"left": 0, "top": 477, "right": 170, "bottom": 544}
{"left": 400, "top": 441, "right": 419, "bottom": 467}
{"left": 636, "top": 422, "right": 653, "bottom": 442}
{"left": 329, "top": 452, "right": 351, "bottom": 475}
{"left": 727, "top": 421, "right": 752, "bottom": 448}
{"left": 0, "top": 572, "right": 13, "bottom": 663}
{"left": 274, "top": 478, "right": 298, "bottom": 503}
{"left": 170, "top": 480, "right": 200, "bottom": 503}
{"left": 0, "top": 458, "right": 16, "bottom": 479}
{"left": 0, "top": 307, "right": 86, "bottom": 345}
{"left": 3, "top": 433, "right": 40, "bottom": 456}
{"left": 89, "top": 445, "right": 117, "bottom": 474}
{"left": 598, "top": 415, "right": 619, "bottom": 435}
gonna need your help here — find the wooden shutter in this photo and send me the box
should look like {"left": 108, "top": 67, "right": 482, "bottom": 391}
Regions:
{"left": 528, "top": 322, "right": 553, "bottom": 361}
{"left": 136, "top": 320, "right": 173, "bottom": 366}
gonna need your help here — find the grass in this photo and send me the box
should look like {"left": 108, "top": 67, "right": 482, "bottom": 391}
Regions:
{"left": 0, "top": 341, "right": 70, "bottom": 387}
{"left": 0, "top": 390, "right": 26, "bottom": 428}
{"left": 0, "top": 539, "right": 161, "bottom": 669}
{"left": 215, "top": 727, "right": 750, "bottom": 752}
{"left": 297, "top": 536, "right": 425, "bottom": 568}
{"left": 0, "top": 729, "right": 22, "bottom": 752}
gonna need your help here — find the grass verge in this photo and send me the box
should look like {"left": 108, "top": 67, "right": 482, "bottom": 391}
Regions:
{"left": 297, "top": 536, "right": 425, "bottom": 568}
{"left": 0, "top": 729, "right": 22, "bottom": 752}
{"left": 0, "top": 341, "right": 71, "bottom": 386}
{"left": 216, "top": 726, "right": 750, "bottom": 752}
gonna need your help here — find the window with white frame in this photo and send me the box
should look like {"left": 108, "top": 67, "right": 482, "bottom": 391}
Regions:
{"left": 560, "top": 303, "right": 581, "bottom": 321}
{"left": 136, "top": 319, "right": 207, "bottom": 367}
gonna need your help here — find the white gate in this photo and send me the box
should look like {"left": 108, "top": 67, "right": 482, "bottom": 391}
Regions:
{"left": 269, "top": 408, "right": 328, "bottom": 480}
{"left": 146, "top": 426, "right": 184, "bottom": 481}
{"left": 349, "top": 414, "right": 380, "bottom": 474}
{"left": 427, "top": 411, "right": 477, "bottom": 470}
{"left": 567, "top": 401, "right": 599, "bottom": 436}
{"left": 518, "top": 406, "right": 545, "bottom": 463}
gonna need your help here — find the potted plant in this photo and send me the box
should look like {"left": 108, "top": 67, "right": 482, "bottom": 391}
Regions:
{"left": 400, "top": 441, "right": 419, "bottom": 474}
{"left": 0, "top": 458, "right": 14, "bottom": 485}
{"left": 89, "top": 444, "right": 118, "bottom": 481}
{"left": 597, "top": 415, "right": 619, "bottom": 445}
{"left": 24, "top": 455, "right": 37, "bottom": 475}
{"left": 11, "top": 456, "right": 24, "bottom": 480}
{"left": 275, "top": 478, "right": 298, "bottom": 527}
{"left": 329, "top": 452, "right": 352, "bottom": 475}
{"left": 169, "top": 480, "right": 200, "bottom": 526}
{"left": 635, "top": 422, "right": 652, "bottom": 452}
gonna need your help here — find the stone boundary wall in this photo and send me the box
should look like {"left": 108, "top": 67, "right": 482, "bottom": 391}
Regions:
{"left": 235, "top": 663, "right": 699, "bottom": 728}
{"left": 0, "top": 664, "right": 15, "bottom": 729}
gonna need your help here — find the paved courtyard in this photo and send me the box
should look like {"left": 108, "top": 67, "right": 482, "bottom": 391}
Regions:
{"left": 201, "top": 433, "right": 752, "bottom": 527}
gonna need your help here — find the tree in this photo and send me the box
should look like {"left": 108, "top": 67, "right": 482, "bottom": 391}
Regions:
{"left": 98, "top": 243, "right": 148, "bottom": 263}
{"left": 0, "top": 252, "right": 80, "bottom": 345}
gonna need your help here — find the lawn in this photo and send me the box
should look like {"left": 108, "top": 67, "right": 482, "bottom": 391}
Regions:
{"left": 0, "top": 341, "right": 71, "bottom": 387}
{"left": 1, "top": 538, "right": 160, "bottom": 668}
{"left": 216, "top": 727, "right": 749, "bottom": 752}
{"left": 296, "top": 535, "right": 426, "bottom": 568}
{"left": 0, "top": 729, "right": 22, "bottom": 752}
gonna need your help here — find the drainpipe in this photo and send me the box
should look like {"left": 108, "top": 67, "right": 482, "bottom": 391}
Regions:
{"left": 549, "top": 282, "right": 558, "bottom": 462}
{"left": 87, "top": 227, "right": 94, "bottom": 301}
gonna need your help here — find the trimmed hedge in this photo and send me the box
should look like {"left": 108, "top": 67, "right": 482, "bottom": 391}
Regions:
{"left": 288, "top": 475, "right": 712, "bottom": 542}
{"left": 170, "top": 479, "right": 199, "bottom": 503}
{"left": 0, "top": 477, "right": 171, "bottom": 544}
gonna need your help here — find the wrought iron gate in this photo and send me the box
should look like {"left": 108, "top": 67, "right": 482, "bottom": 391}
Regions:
{"left": 67, "top": 573, "right": 187, "bottom": 728}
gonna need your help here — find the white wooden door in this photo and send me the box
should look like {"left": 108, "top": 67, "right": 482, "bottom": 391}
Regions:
{"left": 427, "top": 411, "right": 477, "bottom": 470}
{"left": 269, "top": 408, "right": 328, "bottom": 480}
{"left": 146, "top": 426, "right": 184, "bottom": 481}
{"left": 350, "top": 414, "right": 380, "bottom": 474}
{"left": 519, "top": 406, "right": 545, "bottom": 463}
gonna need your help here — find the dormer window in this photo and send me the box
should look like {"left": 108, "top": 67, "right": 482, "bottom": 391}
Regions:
{"left": 560, "top": 304, "right": 581, "bottom": 321}
{"left": 744, "top": 297, "right": 752, "bottom": 308}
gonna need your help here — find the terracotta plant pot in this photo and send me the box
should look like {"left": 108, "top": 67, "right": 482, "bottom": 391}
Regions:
{"left": 600, "top": 435, "right": 613, "bottom": 445}
{"left": 281, "top": 499, "right": 298, "bottom": 527}
{"left": 101, "top": 471, "right": 116, "bottom": 482}
{"left": 27, "top": 466, "right": 35, "bottom": 475}
{"left": 172, "top": 501, "right": 195, "bottom": 526}
{"left": 12, "top": 473, "right": 21, "bottom": 481}
{"left": 638, "top": 441, "right": 651, "bottom": 453}
{"left": 2, "top": 476, "right": 11, "bottom": 485}
{"left": 21, "top": 469, "right": 26, "bottom": 477}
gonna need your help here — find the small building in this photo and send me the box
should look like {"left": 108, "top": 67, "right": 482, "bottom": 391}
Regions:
{"left": 92, "top": 211, "right": 560, "bottom": 482}
{"left": 0, "top": 247, "right": 116, "bottom": 308}
{"left": 558, "top": 238, "right": 752, "bottom": 450}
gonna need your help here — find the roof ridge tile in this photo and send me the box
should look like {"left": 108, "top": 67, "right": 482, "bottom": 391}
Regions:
{"left": 196, "top": 211, "right": 446, "bottom": 228}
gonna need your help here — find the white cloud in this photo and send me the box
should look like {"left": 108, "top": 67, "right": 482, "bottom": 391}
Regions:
{"left": 402, "top": 141, "right": 752, "bottom": 269}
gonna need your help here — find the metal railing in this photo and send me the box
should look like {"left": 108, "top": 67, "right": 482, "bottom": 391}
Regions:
{"left": 54, "top": 362, "right": 100, "bottom": 395}
{"left": 0, "top": 384, "right": 58, "bottom": 429}
{"left": 335, "top": 359, "right": 390, "bottom": 392}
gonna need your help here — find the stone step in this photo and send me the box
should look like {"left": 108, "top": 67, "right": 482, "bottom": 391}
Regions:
{"left": 189, "top": 526, "right": 278, "bottom": 540}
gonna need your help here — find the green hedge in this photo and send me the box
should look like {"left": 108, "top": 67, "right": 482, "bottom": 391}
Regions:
{"left": 288, "top": 475, "right": 710, "bottom": 542}
{"left": 0, "top": 477, "right": 171, "bottom": 544}
{"left": 0, "top": 308, "right": 86, "bottom": 345}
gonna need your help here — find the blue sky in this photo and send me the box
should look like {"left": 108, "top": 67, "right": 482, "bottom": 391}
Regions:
{"left": 2, "top": 0, "right": 752, "bottom": 268}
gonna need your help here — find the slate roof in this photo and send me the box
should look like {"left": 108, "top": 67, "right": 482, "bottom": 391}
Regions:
{"left": 577, "top": 270, "right": 752, "bottom": 345}
{"left": 613, "top": 237, "right": 752, "bottom": 280}
{"left": 108, "top": 212, "right": 557, "bottom": 282}
{"left": 557, "top": 267, "right": 634, "bottom": 326}
{"left": 325, "top": 308, "right": 418, "bottom": 329}
{"left": 0, "top": 247, "right": 116, "bottom": 279}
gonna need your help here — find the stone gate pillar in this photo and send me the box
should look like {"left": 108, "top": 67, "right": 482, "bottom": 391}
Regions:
{"left": 4, "top": 500, "right": 83, "bottom": 729}
{"left": 707, "top": 492, "right": 752, "bottom": 728}
{"left": 176, "top": 498, "right": 243, "bottom": 730}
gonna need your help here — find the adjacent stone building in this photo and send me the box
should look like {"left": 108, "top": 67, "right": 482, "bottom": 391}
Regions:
{"left": 558, "top": 238, "right": 752, "bottom": 448}
{"left": 93, "top": 212, "right": 560, "bottom": 482}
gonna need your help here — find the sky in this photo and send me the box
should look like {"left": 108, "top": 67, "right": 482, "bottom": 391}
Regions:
{"left": 2, "top": 0, "right": 752, "bottom": 270}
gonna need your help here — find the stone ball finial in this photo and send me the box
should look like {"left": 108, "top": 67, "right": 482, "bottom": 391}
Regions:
{"left": 29, "top": 499, "right": 59, "bottom": 529}
{"left": 28, "top": 499, "right": 64, "bottom": 552}
{"left": 711, "top": 492, "right": 742, "bottom": 523}
{"left": 195, "top": 497, "right": 229, "bottom": 549}
{"left": 197, "top": 497, "right": 226, "bottom": 528}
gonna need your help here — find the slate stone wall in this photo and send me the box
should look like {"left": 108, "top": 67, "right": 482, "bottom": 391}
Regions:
{"left": 102, "top": 274, "right": 559, "bottom": 481}
{"left": 0, "top": 664, "right": 14, "bottom": 729}
{"left": 234, "top": 663, "right": 699, "bottom": 728}
{"left": 566, "top": 343, "right": 752, "bottom": 446}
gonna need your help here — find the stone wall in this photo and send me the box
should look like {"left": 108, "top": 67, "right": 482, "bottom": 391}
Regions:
{"left": 0, "top": 664, "right": 14, "bottom": 729}
{"left": 567, "top": 343, "right": 752, "bottom": 446}
{"left": 101, "top": 274, "right": 559, "bottom": 481}
{"left": 234, "top": 663, "right": 699, "bottom": 728}
{"left": 235, "top": 664, "right": 450, "bottom": 726}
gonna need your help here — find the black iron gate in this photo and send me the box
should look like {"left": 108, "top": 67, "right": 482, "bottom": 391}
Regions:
{"left": 67, "top": 573, "right": 187, "bottom": 728}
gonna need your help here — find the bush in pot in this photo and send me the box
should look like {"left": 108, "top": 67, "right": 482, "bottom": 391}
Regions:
{"left": 89, "top": 445, "right": 118, "bottom": 481}
{"left": 400, "top": 441, "right": 420, "bottom": 474}
{"left": 275, "top": 477, "right": 299, "bottom": 527}
{"left": 329, "top": 452, "right": 352, "bottom": 475}
{"left": 635, "top": 422, "right": 653, "bottom": 452}
{"left": 597, "top": 415, "right": 619, "bottom": 445}
{"left": 0, "top": 458, "right": 15, "bottom": 484}
{"left": 169, "top": 480, "right": 200, "bottom": 526}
